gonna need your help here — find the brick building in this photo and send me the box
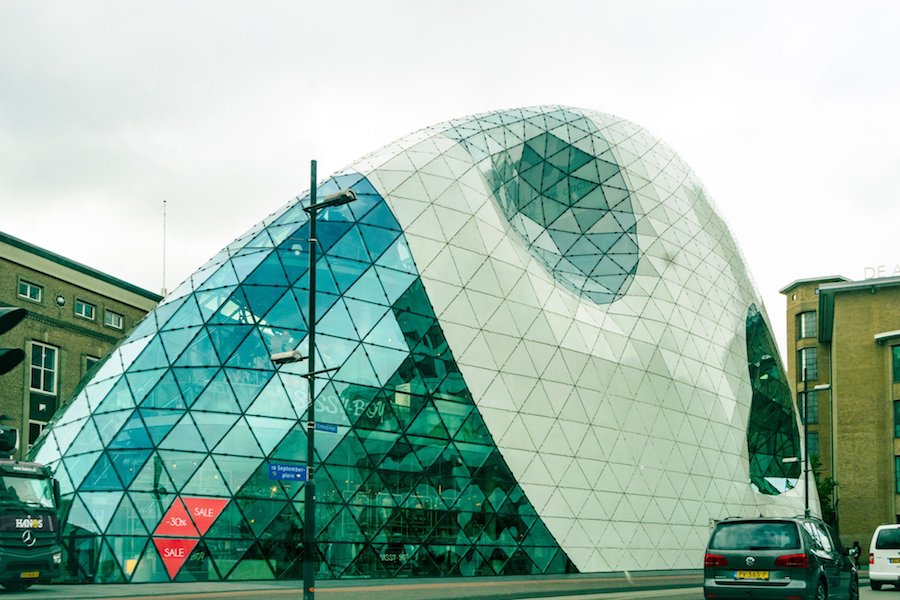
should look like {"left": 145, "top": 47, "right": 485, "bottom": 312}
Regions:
{"left": 781, "top": 275, "right": 900, "bottom": 549}
{"left": 0, "top": 231, "right": 161, "bottom": 457}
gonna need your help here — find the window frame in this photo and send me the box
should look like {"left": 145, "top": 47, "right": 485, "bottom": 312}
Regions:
{"left": 806, "top": 431, "right": 819, "bottom": 460}
{"left": 895, "top": 400, "right": 900, "bottom": 438}
{"left": 103, "top": 309, "right": 124, "bottom": 330}
{"left": 27, "top": 421, "right": 46, "bottom": 451}
{"left": 893, "top": 346, "right": 900, "bottom": 384}
{"left": 805, "top": 390, "right": 819, "bottom": 425}
{"left": 798, "top": 347, "right": 818, "bottom": 381}
{"left": 17, "top": 279, "right": 43, "bottom": 303}
{"left": 797, "top": 311, "right": 817, "bottom": 340}
{"left": 29, "top": 341, "right": 58, "bottom": 395}
{"left": 74, "top": 298, "right": 96, "bottom": 321}
{"left": 895, "top": 457, "right": 900, "bottom": 494}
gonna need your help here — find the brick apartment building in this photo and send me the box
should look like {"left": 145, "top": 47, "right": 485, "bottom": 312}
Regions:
{"left": 0, "top": 231, "right": 161, "bottom": 457}
{"left": 782, "top": 275, "right": 900, "bottom": 549}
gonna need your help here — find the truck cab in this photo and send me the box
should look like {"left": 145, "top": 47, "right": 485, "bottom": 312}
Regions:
{"left": 0, "top": 428, "right": 61, "bottom": 590}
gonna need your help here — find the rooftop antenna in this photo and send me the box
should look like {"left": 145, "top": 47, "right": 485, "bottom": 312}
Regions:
{"left": 161, "top": 199, "right": 168, "bottom": 296}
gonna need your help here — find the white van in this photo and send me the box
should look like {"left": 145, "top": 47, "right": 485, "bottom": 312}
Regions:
{"left": 870, "top": 524, "right": 900, "bottom": 590}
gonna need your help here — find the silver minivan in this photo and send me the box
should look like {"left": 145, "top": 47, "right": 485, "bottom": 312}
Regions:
{"left": 704, "top": 516, "right": 858, "bottom": 600}
{"left": 869, "top": 523, "right": 900, "bottom": 589}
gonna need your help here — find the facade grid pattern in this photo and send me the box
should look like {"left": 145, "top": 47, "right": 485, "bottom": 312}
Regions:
{"left": 33, "top": 106, "right": 807, "bottom": 583}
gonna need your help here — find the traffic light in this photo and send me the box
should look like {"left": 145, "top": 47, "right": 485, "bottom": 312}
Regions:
{"left": 0, "top": 307, "right": 27, "bottom": 376}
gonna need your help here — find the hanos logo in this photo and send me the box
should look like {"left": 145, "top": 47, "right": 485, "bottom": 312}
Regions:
{"left": 15, "top": 517, "right": 43, "bottom": 529}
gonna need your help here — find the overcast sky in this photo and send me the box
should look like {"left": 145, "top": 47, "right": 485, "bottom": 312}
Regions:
{"left": 2, "top": 1, "right": 898, "bottom": 358}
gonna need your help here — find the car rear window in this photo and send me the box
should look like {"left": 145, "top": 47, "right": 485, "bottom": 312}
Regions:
{"left": 709, "top": 522, "right": 800, "bottom": 550}
{"left": 876, "top": 528, "right": 900, "bottom": 549}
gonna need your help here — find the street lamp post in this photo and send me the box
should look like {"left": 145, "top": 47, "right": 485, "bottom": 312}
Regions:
{"left": 800, "top": 366, "right": 831, "bottom": 518}
{"left": 272, "top": 160, "right": 355, "bottom": 600}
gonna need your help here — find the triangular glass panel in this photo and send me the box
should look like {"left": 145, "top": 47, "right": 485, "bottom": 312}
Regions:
{"left": 108, "top": 449, "right": 151, "bottom": 489}
{"left": 173, "top": 327, "right": 221, "bottom": 368}
{"left": 191, "top": 369, "right": 241, "bottom": 414}
{"left": 158, "top": 414, "right": 208, "bottom": 452}
{"left": 127, "top": 337, "right": 171, "bottom": 372}
{"left": 180, "top": 455, "right": 230, "bottom": 497}
{"left": 156, "top": 450, "right": 204, "bottom": 492}
{"left": 140, "top": 371, "right": 186, "bottom": 410}
{"left": 78, "top": 491, "right": 124, "bottom": 533}
{"left": 213, "top": 417, "right": 263, "bottom": 457}
{"left": 94, "top": 378, "right": 136, "bottom": 414}
{"left": 158, "top": 327, "right": 200, "bottom": 366}
{"left": 212, "top": 454, "right": 261, "bottom": 495}
{"left": 246, "top": 376, "right": 296, "bottom": 419}
{"left": 123, "top": 369, "right": 167, "bottom": 406}
{"left": 138, "top": 409, "right": 183, "bottom": 446}
{"left": 105, "top": 493, "right": 148, "bottom": 536}
{"left": 224, "top": 367, "right": 273, "bottom": 411}
{"left": 128, "top": 453, "right": 176, "bottom": 498}
{"left": 172, "top": 367, "right": 218, "bottom": 407}
{"left": 80, "top": 452, "right": 123, "bottom": 492}
{"left": 193, "top": 412, "right": 240, "bottom": 449}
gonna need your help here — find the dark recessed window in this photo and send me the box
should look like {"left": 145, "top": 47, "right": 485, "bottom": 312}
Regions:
{"left": 895, "top": 457, "right": 900, "bottom": 494}
{"left": 28, "top": 421, "right": 45, "bottom": 450}
{"left": 807, "top": 432, "right": 819, "bottom": 459}
{"left": 30, "top": 342, "right": 57, "bottom": 395}
{"left": 805, "top": 391, "right": 819, "bottom": 425}
{"left": 894, "top": 346, "right": 900, "bottom": 384}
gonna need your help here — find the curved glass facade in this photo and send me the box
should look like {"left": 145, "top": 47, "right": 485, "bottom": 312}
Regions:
{"left": 33, "top": 106, "right": 808, "bottom": 582}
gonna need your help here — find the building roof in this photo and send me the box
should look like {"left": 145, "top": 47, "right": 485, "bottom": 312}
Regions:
{"left": 818, "top": 275, "right": 900, "bottom": 342}
{"left": 779, "top": 275, "right": 849, "bottom": 295}
{"left": 0, "top": 231, "right": 163, "bottom": 303}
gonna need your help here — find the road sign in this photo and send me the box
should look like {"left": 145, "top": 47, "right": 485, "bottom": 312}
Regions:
{"left": 268, "top": 463, "right": 307, "bottom": 481}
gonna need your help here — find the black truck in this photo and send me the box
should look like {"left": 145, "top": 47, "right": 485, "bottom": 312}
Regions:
{"left": 0, "top": 427, "right": 61, "bottom": 590}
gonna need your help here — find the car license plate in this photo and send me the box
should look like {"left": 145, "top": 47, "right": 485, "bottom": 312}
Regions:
{"left": 890, "top": 558, "right": 900, "bottom": 564}
{"left": 20, "top": 571, "right": 39, "bottom": 579}
{"left": 735, "top": 570, "right": 769, "bottom": 580}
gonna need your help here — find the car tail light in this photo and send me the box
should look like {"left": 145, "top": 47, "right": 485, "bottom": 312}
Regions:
{"left": 704, "top": 553, "right": 728, "bottom": 567}
{"left": 775, "top": 553, "right": 810, "bottom": 568}
{"left": 870, "top": 553, "right": 875, "bottom": 565}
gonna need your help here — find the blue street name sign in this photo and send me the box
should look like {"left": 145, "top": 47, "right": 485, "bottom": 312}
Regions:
{"left": 268, "top": 464, "right": 307, "bottom": 481}
{"left": 315, "top": 422, "right": 338, "bottom": 433}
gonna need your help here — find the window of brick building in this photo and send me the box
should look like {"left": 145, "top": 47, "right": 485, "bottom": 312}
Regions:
{"left": 74, "top": 299, "right": 96, "bottom": 321}
{"left": 893, "top": 346, "right": 900, "bottom": 384}
{"left": 895, "top": 401, "right": 900, "bottom": 438}
{"left": 799, "top": 347, "right": 818, "bottom": 381}
{"left": 28, "top": 421, "right": 45, "bottom": 450}
{"left": 104, "top": 310, "right": 124, "bottom": 330}
{"left": 797, "top": 311, "right": 817, "bottom": 339}
{"left": 805, "top": 391, "right": 819, "bottom": 425}
{"left": 807, "top": 432, "right": 819, "bottom": 459}
{"left": 30, "top": 341, "right": 57, "bottom": 395}
{"left": 17, "top": 279, "right": 42, "bottom": 303}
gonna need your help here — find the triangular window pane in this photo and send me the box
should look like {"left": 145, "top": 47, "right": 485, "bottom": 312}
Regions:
{"left": 192, "top": 370, "right": 241, "bottom": 413}
{"left": 192, "top": 412, "right": 240, "bottom": 449}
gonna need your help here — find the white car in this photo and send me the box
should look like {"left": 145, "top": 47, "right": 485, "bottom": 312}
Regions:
{"left": 869, "top": 524, "right": 900, "bottom": 590}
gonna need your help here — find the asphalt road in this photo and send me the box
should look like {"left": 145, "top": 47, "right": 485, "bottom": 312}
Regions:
{"left": 0, "top": 572, "right": 701, "bottom": 600}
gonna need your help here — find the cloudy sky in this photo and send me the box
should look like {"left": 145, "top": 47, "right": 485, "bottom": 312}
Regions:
{"left": 2, "top": 1, "right": 898, "bottom": 356}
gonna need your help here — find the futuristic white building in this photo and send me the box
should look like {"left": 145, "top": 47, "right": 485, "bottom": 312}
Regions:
{"left": 33, "top": 106, "right": 810, "bottom": 582}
